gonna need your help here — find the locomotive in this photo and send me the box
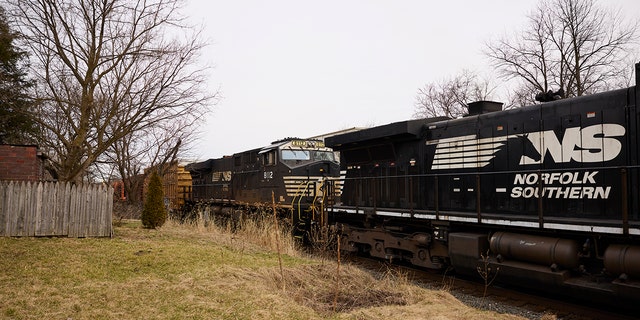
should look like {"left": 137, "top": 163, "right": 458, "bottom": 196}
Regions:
{"left": 325, "top": 64, "right": 640, "bottom": 304}
{"left": 185, "top": 138, "right": 342, "bottom": 233}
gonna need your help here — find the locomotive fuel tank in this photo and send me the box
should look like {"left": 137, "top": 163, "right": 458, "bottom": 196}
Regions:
{"left": 490, "top": 232, "right": 580, "bottom": 269}
{"left": 604, "top": 244, "right": 640, "bottom": 278}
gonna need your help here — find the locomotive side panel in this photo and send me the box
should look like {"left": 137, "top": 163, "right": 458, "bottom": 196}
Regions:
{"left": 231, "top": 149, "right": 261, "bottom": 204}
{"left": 187, "top": 157, "right": 234, "bottom": 202}
{"left": 423, "top": 89, "right": 634, "bottom": 227}
{"left": 258, "top": 147, "right": 285, "bottom": 203}
{"left": 336, "top": 119, "right": 430, "bottom": 209}
{"left": 329, "top": 86, "right": 638, "bottom": 230}
{"left": 632, "top": 88, "right": 640, "bottom": 222}
{"left": 427, "top": 118, "right": 480, "bottom": 213}
{"left": 210, "top": 157, "right": 234, "bottom": 201}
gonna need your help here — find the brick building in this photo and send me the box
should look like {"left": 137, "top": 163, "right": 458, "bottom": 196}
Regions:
{"left": 0, "top": 144, "right": 49, "bottom": 182}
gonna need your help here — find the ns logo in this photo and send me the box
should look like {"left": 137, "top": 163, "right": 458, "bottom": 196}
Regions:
{"left": 518, "top": 124, "right": 625, "bottom": 165}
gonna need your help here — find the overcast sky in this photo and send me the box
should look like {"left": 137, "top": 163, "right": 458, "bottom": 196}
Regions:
{"left": 184, "top": 0, "right": 640, "bottom": 160}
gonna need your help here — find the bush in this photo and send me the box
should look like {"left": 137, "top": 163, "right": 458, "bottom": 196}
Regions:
{"left": 141, "top": 171, "right": 167, "bottom": 229}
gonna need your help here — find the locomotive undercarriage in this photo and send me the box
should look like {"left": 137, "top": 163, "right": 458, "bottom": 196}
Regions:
{"left": 335, "top": 212, "right": 450, "bottom": 269}
{"left": 178, "top": 190, "right": 328, "bottom": 240}
{"left": 341, "top": 225, "right": 449, "bottom": 269}
{"left": 331, "top": 210, "right": 640, "bottom": 305}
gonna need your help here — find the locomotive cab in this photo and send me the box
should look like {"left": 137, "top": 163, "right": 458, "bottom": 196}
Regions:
{"left": 185, "top": 137, "right": 342, "bottom": 235}
{"left": 260, "top": 139, "right": 337, "bottom": 175}
{"left": 260, "top": 138, "right": 341, "bottom": 231}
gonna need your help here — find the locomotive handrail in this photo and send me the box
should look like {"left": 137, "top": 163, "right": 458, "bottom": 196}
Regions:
{"left": 338, "top": 164, "right": 639, "bottom": 180}
{"left": 297, "top": 182, "right": 313, "bottom": 220}
{"left": 335, "top": 165, "right": 637, "bottom": 234}
{"left": 314, "top": 178, "right": 331, "bottom": 226}
{"left": 289, "top": 181, "right": 306, "bottom": 221}
{"left": 310, "top": 181, "right": 321, "bottom": 223}
{"left": 290, "top": 180, "right": 313, "bottom": 222}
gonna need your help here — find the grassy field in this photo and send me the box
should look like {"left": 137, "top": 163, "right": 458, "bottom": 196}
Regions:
{"left": 0, "top": 217, "right": 526, "bottom": 319}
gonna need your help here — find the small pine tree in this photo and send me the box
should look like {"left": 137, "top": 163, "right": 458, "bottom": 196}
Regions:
{"left": 141, "top": 171, "right": 167, "bottom": 229}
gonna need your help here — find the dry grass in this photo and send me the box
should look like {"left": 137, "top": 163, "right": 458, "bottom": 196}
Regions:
{"left": 0, "top": 216, "right": 526, "bottom": 319}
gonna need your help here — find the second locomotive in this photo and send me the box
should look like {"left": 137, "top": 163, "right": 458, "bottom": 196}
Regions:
{"left": 185, "top": 138, "right": 343, "bottom": 234}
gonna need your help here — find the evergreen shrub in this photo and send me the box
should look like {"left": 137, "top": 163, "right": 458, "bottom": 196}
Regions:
{"left": 141, "top": 171, "right": 167, "bottom": 229}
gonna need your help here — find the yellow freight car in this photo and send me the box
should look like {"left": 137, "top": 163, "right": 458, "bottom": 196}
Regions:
{"left": 144, "top": 161, "right": 192, "bottom": 212}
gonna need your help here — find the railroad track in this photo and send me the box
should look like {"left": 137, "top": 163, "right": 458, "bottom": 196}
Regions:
{"left": 346, "top": 255, "right": 637, "bottom": 320}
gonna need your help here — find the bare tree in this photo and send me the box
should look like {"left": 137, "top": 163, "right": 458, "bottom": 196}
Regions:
{"left": 413, "top": 70, "right": 494, "bottom": 119}
{"left": 486, "top": 0, "right": 638, "bottom": 104}
{"left": 96, "top": 115, "right": 198, "bottom": 204}
{"left": 503, "top": 84, "right": 540, "bottom": 109}
{"left": 8, "top": 0, "right": 215, "bottom": 183}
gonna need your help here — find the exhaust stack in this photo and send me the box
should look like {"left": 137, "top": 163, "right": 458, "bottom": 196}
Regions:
{"left": 467, "top": 100, "right": 503, "bottom": 116}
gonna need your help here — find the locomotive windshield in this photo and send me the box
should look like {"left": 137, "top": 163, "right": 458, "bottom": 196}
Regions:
{"left": 280, "top": 149, "right": 335, "bottom": 167}
{"left": 282, "top": 149, "right": 310, "bottom": 161}
{"left": 313, "top": 150, "right": 335, "bottom": 161}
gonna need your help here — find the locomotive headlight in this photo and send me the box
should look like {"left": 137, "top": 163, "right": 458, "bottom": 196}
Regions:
{"left": 320, "top": 168, "right": 324, "bottom": 172}
{"left": 410, "top": 158, "right": 416, "bottom": 167}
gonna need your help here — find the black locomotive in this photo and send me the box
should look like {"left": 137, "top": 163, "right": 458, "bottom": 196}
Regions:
{"left": 325, "top": 64, "right": 640, "bottom": 304}
{"left": 185, "top": 138, "right": 342, "bottom": 233}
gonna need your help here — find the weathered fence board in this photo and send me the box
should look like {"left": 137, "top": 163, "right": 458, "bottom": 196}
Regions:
{"left": 0, "top": 181, "right": 113, "bottom": 237}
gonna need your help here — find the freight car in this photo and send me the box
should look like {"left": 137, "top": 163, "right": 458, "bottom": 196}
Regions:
{"left": 325, "top": 63, "right": 640, "bottom": 305}
{"left": 185, "top": 138, "right": 342, "bottom": 233}
{"left": 143, "top": 161, "right": 192, "bottom": 211}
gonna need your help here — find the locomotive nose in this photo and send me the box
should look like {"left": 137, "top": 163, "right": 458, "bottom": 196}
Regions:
{"left": 307, "top": 161, "right": 334, "bottom": 176}
{"left": 320, "top": 162, "right": 332, "bottom": 176}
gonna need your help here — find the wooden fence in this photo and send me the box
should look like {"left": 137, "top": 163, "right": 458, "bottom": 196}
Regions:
{"left": 0, "top": 181, "right": 113, "bottom": 237}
